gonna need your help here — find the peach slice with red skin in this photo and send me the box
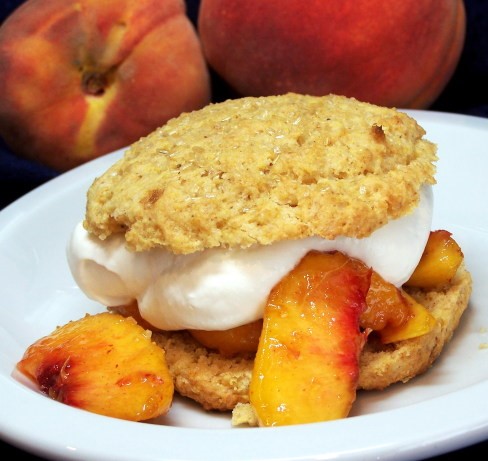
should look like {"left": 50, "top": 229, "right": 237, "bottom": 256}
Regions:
{"left": 17, "top": 312, "right": 174, "bottom": 421}
{"left": 249, "top": 251, "right": 370, "bottom": 426}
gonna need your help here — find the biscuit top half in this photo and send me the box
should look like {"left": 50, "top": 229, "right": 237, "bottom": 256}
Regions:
{"left": 84, "top": 93, "right": 437, "bottom": 254}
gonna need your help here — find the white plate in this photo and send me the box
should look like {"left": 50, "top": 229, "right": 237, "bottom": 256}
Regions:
{"left": 1, "top": 110, "right": 487, "bottom": 461}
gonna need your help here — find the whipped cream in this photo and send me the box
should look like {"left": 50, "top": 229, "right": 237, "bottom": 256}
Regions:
{"left": 67, "top": 187, "right": 433, "bottom": 331}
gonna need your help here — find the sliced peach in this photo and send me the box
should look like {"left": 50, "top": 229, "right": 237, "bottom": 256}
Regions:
{"left": 360, "top": 271, "right": 410, "bottom": 331}
{"left": 405, "top": 230, "right": 464, "bottom": 289}
{"left": 250, "top": 251, "right": 370, "bottom": 426}
{"left": 378, "top": 291, "right": 436, "bottom": 344}
{"left": 17, "top": 312, "right": 174, "bottom": 421}
{"left": 189, "top": 320, "right": 263, "bottom": 357}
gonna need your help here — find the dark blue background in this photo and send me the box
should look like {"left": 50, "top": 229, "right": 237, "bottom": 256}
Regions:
{"left": 0, "top": 1, "right": 487, "bottom": 459}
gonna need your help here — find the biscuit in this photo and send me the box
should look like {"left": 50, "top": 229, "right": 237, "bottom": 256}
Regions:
{"left": 149, "top": 263, "right": 472, "bottom": 416}
{"left": 84, "top": 93, "right": 437, "bottom": 254}
{"left": 154, "top": 330, "right": 252, "bottom": 412}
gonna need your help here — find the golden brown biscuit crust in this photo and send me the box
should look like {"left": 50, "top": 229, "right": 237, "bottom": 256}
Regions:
{"left": 84, "top": 93, "right": 437, "bottom": 254}
{"left": 150, "top": 264, "right": 472, "bottom": 413}
{"left": 154, "top": 331, "right": 252, "bottom": 411}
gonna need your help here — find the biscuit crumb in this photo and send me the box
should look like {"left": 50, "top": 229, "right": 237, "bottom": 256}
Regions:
{"left": 232, "top": 403, "right": 258, "bottom": 427}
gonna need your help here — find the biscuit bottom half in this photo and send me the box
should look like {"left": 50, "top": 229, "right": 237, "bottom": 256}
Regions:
{"left": 115, "top": 263, "right": 472, "bottom": 423}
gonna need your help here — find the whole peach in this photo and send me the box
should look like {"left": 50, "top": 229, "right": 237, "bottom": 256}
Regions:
{"left": 0, "top": 0, "right": 211, "bottom": 171}
{"left": 198, "top": 0, "right": 465, "bottom": 109}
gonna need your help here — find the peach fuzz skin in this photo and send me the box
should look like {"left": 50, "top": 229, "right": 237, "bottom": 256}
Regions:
{"left": 198, "top": 0, "right": 466, "bottom": 109}
{"left": 0, "top": 0, "right": 211, "bottom": 171}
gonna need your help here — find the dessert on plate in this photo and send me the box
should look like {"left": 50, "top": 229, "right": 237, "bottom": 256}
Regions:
{"left": 18, "top": 93, "right": 472, "bottom": 426}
